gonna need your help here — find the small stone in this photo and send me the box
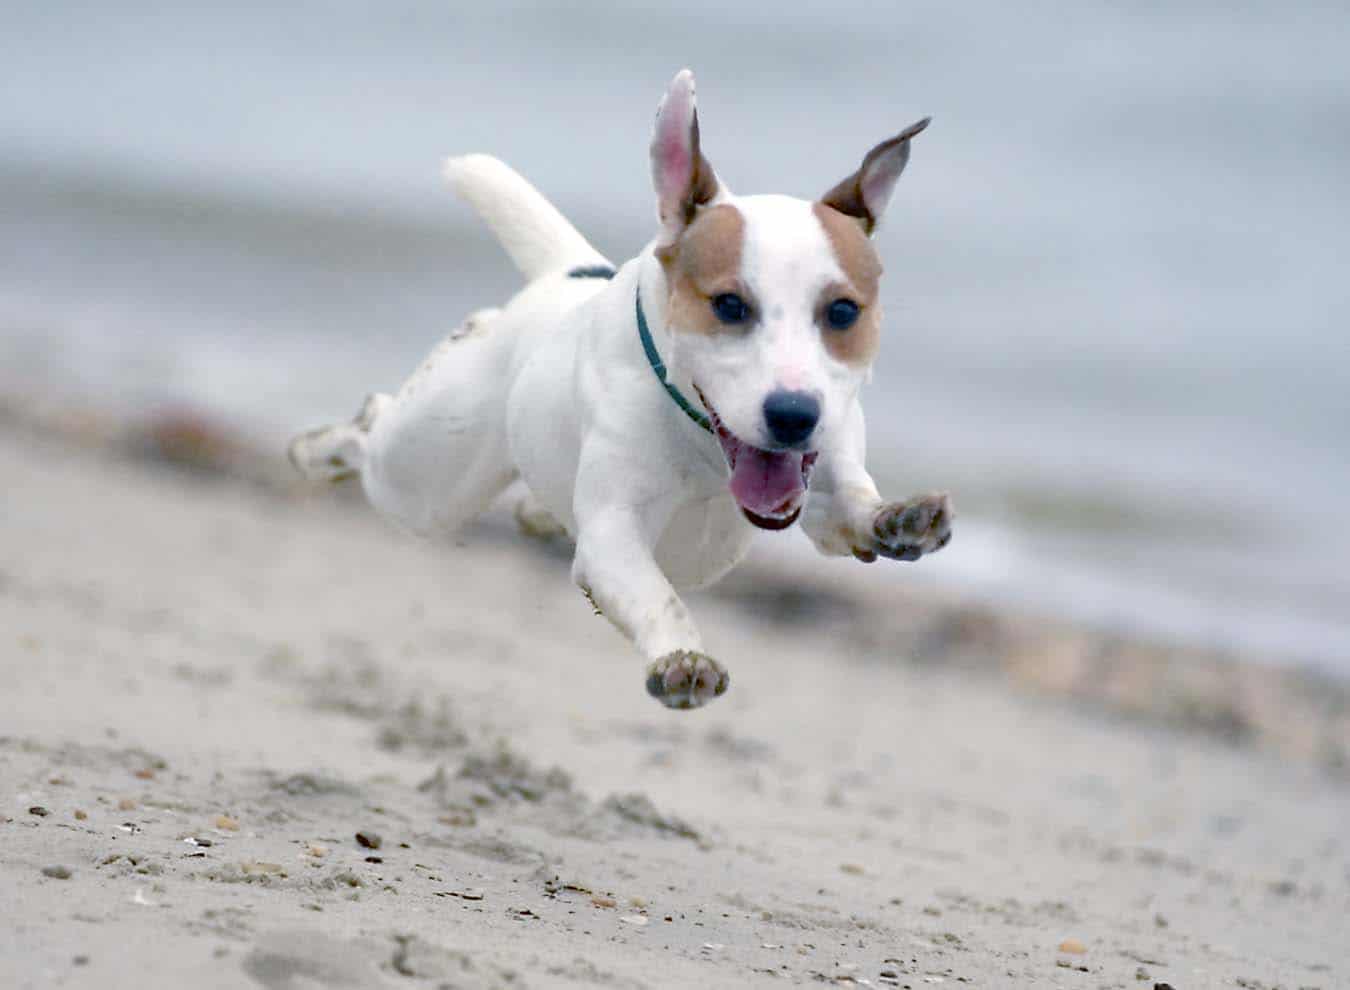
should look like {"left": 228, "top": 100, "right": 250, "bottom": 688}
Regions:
{"left": 134, "top": 768, "right": 155, "bottom": 780}
{"left": 355, "top": 830, "right": 382, "bottom": 850}
{"left": 240, "top": 861, "right": 286, "bottom": 876}
{"left": 117, "top": 798, "right": 137, "bottom": 811}
{"left": 1135, "top": 966, "right": 1150, "bottom": 981}
{"left": 364, "top": 856, "right": 383, "bottom": 864}
{"left": 214, "top": 814, "right": 240, "bottom": 831}
{"left": 305, "top": 843, "right": 328, "bottom": 858}
{"left": 619, "top": 915, "right": 648, "bottom": 926}
{"left": 73, "top": 810, "right": 88, "bottom": 821}
{"left": 72, "top": 955, "right": 89, "bottom": 966}
{"left": 1058, "top": 937, "right": 1087, "bottom": 954}
{"left": 591, "top": 894, "right": 617, "bottom": 908}
{"left": 1153, "top": 913, "right": 1168, "bottom": 929}
{"left": 28, "top": 806, "right": 50, "bottom": 817}
{"left": 840, "top": 863, "right": 864, "bottom": 875}
{"left": 42, "top": 865, "right": 72, "bottom": 879}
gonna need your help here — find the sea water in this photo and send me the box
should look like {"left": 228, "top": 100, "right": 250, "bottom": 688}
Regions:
{"left": 2, "top": 0, "right": 1347, "bottom": 669}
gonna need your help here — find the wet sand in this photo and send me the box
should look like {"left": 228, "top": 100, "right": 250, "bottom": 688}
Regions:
{"left": 2, "top": 412, "right": 1347, "bottom": 989}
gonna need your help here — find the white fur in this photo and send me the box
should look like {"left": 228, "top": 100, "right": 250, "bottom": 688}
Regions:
{"left": 444, "top": 154, "right": 609, "bottom": 280}
{"left": 289, "top": 71, "right": 948, "bottom": 709}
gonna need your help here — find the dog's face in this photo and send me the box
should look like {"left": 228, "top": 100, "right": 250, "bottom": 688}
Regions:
{"left": 650, "top": 70, "right": 928, "bottom": 530}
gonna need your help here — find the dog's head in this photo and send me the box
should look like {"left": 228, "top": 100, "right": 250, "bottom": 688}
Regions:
{"left": 649, "top": 69, "right": 928, "bottom": 530}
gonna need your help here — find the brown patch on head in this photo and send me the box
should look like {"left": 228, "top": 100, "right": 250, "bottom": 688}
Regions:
{"left": 813, "top": 202, "right": 883, "bottom": 365}
{"left": 659, "top": 204, "right": 747, "bottom": 336}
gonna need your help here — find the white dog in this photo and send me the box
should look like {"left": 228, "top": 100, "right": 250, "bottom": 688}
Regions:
{"left": 290, "top": 69, "right": 951, "bottom": 710}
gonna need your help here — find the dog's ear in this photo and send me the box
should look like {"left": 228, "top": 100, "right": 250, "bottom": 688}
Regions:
{"left": 651, "top": 69, "right": 725, "bottom": 248}
{"left": 820, "top": 117, "right": 931, "bottom": 235}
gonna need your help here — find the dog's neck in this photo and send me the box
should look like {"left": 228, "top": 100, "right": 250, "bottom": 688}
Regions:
{"left": 634, "top": 246, "right": 697, "bottom": 404}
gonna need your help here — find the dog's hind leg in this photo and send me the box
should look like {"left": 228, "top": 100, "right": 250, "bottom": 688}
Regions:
{"left": 288, "top": 392, "right": 389, "bottom": 483}
{"left": 290, "top": 307, "right": 519, "bottom": 539}
{"left": 512, "top": 486, "right": 568, "bottom": 542}
{"left": 360, "top": 307, "right": 522, "bottom": 538}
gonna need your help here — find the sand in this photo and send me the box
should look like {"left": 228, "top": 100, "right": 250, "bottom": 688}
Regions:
{"left": 2, "top": 416, "right": 1347, "bottom": 990}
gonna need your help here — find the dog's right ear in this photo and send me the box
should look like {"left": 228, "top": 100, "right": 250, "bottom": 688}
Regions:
{"left": 651, "top": 69, "right": 725, "bottom": 248}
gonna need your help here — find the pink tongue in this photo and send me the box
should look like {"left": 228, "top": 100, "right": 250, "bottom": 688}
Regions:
{"left": 728, "top": 444, "right": 805, "bottom": 517}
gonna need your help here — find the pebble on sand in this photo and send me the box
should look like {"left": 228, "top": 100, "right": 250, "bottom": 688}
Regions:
{"left": 214, "top": 814, "right": 240, "bottom": 831}
{"left": 240, "top": 861, "right": 286, "bottom": 877}
{"left": 117, "top": 798, "right": 137, "bottom": 811}
{"left": 355, "top": 831, "right": 382, "bottom": 850}
{"left": 1058, "top": 937, "right": 1087, "bottom": 954}
{"left": 41, "top": 865, "right": 72, "bottom": 879}
{"left": 28, "top": 806, "right": 50, "bottom": 817}
{"left": 73, "top": 810, "right": 88, "bottom": 821}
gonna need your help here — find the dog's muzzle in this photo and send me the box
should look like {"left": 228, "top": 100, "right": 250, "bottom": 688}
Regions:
{"left": 696, "top": 388, "right": 818, "bottom": 530}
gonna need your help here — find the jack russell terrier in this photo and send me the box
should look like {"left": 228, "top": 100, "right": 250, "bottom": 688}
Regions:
{"left": 290, "top": 69, "right": 952, "bottom": 710}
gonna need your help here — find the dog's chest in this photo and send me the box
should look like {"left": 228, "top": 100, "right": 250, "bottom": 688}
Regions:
{"left": 653, "top": 495, "right": 754, "bottom": 590}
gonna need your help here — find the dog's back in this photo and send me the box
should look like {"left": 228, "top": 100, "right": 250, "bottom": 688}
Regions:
{"left": 288, "top": 158, "right": 609, "bottom": 536}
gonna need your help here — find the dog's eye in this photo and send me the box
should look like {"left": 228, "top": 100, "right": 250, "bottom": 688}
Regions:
{"left": 711, "top": 293, "right": 751, "bottom": 325}
{"left": 826, "top": 299, "right": 860, "bottom": 330}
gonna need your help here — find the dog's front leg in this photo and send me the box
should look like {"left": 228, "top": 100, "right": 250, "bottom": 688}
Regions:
{"left": 571, "top": 492, "right": 729, "bottom": 710}
{"left": 802, "top": 404, "right": 952, "bottom": 562}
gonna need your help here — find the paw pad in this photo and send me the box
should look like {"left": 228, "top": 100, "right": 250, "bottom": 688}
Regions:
{"left": 872, "top": 493, "right": 953, "bottom": 561}
{"left": 645, "top": 651, "right": 729, "bottom": 710}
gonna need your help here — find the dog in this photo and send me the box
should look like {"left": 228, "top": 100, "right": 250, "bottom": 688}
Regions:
{"left": 289, "top": 69, "right": 952, "bottom": 710}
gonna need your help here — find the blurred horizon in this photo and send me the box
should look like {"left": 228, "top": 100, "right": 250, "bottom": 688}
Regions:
{"left": 3, "top": 0, "right": 1348, "bottom": 670}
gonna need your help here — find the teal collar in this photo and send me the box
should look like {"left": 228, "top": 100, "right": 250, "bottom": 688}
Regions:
{"left": 635, "top": 290, "right": 713, "bottom": 434}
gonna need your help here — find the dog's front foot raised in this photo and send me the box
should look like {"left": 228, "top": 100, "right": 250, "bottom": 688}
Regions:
{"left": 857, "top": 493, "right": 953, "bottom": 562}
{"left": 645, "top": 650, "right": 729, "bottom": 710}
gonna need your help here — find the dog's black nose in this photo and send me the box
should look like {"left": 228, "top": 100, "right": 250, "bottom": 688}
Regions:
{"left": 762, "top": 390, "right": 820, "bottom": 447}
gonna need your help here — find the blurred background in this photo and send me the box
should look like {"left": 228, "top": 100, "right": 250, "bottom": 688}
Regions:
{"left": 2, "top": 0, "right": 1346, "bottom": 672}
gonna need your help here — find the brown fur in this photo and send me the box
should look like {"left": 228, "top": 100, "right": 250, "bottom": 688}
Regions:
{"left": 683, "top": 110, "right": 721, "bottom": 224}
{"left": 820, "top": 117, "right": 930, "bottom": 234}
{"left": 659, "top": 204, "right": 746, "bottom": 336}
{"left": 813, "top": 203, "right": 882, "bottom": 365}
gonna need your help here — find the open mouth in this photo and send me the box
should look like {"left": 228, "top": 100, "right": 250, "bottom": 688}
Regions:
{"left": 695, "top": 387, "right": 818, "bottom": 531}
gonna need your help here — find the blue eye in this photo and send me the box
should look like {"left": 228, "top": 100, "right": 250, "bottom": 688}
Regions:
{"left": 826, "top": 299, "right": 860, "bottom": 330}
{"left": 711, "top": 293, "right": 750, "bottom": 324}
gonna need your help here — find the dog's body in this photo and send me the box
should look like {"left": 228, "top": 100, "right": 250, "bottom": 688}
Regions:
{"left": 290, "top": 71, "right": 951, "bottom": 709}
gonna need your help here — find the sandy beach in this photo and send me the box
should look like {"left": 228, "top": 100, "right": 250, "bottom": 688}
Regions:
{"left": 2, "top": 411, "right": 1347, "bottom": 990}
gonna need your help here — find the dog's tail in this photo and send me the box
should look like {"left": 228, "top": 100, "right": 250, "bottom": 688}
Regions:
{"left": 444, "top": 154, "right": 610, "bottom": 282}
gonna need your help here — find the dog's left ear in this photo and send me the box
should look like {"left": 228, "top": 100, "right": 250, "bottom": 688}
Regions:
{"left": 651, "top": 68, "right": 726, "bottom": 248}
{"left": 820, "top": 117, "right": 931, "bottom": 236}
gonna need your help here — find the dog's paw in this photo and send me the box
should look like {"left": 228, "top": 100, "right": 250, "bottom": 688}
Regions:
{"left": 645, "top": 651, "right": 729, "bottom": 710}
{"left": 857, "top": 493, "right": 952, "bottom": 562}
{"left": 513, "top": 493, "right": 568, "bottom": 542}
